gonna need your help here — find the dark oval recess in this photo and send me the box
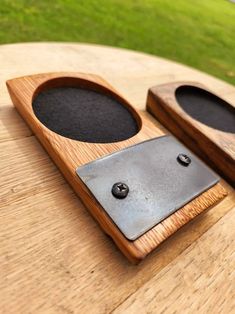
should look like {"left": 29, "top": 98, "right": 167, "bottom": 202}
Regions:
{"left": 175, "top": 86, "right": 235, "bottom": 134}
{"left": 32, "top": 87, "right": 139, "bottom": 143}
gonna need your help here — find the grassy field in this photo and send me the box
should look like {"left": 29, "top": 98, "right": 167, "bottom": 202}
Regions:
{"left": 0, "top": 0, "right": 234, "bottom": 85}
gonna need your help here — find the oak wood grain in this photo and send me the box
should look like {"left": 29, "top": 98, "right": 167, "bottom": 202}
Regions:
{"left": 114, "top": 206, "right": 235, "bottom": 314}
{"left": 6, "top": 72, "right": 227, "bottom": 263}
{"left": 0, "top": 136, "right": 234, "bottom": 314}
{"left": 147, "top": 82, "right": 235, "bottom": 185}
{"left": 1, "top": 43, "right": 235, "bottom": 313}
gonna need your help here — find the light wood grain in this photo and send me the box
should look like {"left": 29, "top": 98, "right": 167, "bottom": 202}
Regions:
{"left": 113, "top": 206, "right": 235, "bottom": 314}
{"left": 147, "top": 82, "right": 235, "bottom": 185}
{"left": 0, "top": 135, "right": 234, "bottom": 313}
{"left": 0, "top": 104, "right": 32, "bottom": 142}
{"left": 0, "top": 43, "right": 234, "bottom": 313}
{"left": 7, "top": 72, "right": 227, "bottom": 263}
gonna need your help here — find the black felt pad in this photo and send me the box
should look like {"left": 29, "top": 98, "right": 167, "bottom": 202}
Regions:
{"left": 175, "top": 86, "right": 235, "bottom": 133}
{"left": 33, "top": 87, "right": 139, "bottom": 143}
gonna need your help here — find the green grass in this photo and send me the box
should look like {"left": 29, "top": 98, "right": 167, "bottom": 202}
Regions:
{"left": 0, "top": 0, "right": 235, "bottom": 85}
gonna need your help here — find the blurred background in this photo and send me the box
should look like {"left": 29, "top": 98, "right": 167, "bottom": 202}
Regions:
{"left": 0, "top": 0, "right": 234, "bottom": 85}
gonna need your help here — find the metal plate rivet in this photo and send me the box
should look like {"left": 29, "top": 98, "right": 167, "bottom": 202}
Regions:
{"left": 112, "top": 182, "right": 129, "bottom": 199}
{"left": 177, "top": 153, "right": 191, "bottom": 166}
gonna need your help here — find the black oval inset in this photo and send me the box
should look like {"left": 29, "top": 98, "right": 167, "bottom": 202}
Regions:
{"left": 175, "top": 86, "right": 235, "bottom": 134}
{"left": 33, "top": 86, "right": 139, "bottom": 143}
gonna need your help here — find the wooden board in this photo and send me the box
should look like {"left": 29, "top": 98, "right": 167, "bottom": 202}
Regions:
{"left": 147, "top": 82, "right": 235, "bottom": 185}
{"left": 113, "top": 206, "right": 235, "bottom": 314}
{"left": 7, "top": 72, "right": 226, "bottom": 263}
{"left": 1, "top": 43, "right": 235, "bottom": 313}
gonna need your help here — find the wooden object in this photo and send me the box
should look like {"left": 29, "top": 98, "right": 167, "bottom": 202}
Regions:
{"left": 1, "top": 43, "right": 235, "bottom": 313}
{"left": 147, "top": 82, "right": 235, "bottom": 186}
{"left": 7, "top": 72, "right": 226, "bottom": 263}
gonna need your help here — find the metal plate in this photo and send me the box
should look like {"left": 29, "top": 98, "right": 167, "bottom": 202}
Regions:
{"left": 76, "top": 135, "right": 219, "bottom": 240}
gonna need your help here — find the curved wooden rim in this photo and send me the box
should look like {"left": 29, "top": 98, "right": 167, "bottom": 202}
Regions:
{"left": 32, "top": 74, "right": 143, "bottom": 143}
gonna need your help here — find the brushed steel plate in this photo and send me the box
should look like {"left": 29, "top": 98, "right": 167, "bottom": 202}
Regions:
{"left": 76, "top": 135, "right": 219, "bottom": 240}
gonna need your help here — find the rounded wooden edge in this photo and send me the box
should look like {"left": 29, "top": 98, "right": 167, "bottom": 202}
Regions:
{"left": 33, "top": 74, "right": 143, "bottom": 130}
{"left": 7, "top": 72, "right": 166, "bottom": 151}
{"left": 6, "top": 72, "right": 160, "bottom": 163}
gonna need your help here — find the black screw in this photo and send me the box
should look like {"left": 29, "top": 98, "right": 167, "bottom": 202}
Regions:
{"left": 112, "top": 182, "right": 129, "bottom": 199}
{"left": 177, "top": 153, "right": 191, "bottom": 166}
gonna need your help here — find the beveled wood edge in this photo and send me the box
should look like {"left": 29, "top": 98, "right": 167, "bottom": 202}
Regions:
{"left": 6, "top": 73, "right": 227, "bottom": 263}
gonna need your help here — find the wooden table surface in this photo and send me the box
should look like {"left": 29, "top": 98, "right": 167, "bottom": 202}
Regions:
{"left": 0, "top": 43, "right": 234, "bottom": 314}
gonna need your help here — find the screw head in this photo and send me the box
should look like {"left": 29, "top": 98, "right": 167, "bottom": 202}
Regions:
{"left": 177, "top": 153, "right": 191, "bottom": 166}
{"left": 112, "top": 182, "right": 129, "bottom": 199}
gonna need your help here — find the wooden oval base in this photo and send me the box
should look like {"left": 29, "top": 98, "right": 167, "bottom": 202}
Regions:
{"left": 6, "top": 73, "right": 227, "bottom": 263}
